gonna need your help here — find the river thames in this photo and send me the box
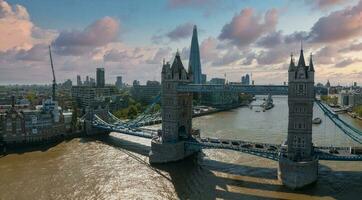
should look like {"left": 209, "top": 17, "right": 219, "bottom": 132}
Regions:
{"left": 0, "top": 96, "right": 361, "bottom": 199}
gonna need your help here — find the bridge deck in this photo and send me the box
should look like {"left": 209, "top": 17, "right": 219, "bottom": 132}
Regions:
{"left": 91, "top": 111, "right": 362, "bottom": 161}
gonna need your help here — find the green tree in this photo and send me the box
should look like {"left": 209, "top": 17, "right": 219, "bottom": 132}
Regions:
{"left": 128, "top": 105, "right": 138, "bottom": 119}
{"left": 25, "top": 91, "right": 37, "bottom": 105}
{"left": 353, "top": 105, "right": 362, "bottom": 117}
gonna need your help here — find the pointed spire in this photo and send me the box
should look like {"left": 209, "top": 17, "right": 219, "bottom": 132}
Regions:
{"left": 297, "top": 41, "right": 306, "bottom": 67}
{"left": 189, "top": 24, "right": 202, "bottom": 83}
{"left": 288, "top": 53, "right": 295, "bottom": 71}
{"left": 309, "top": 53, "right": 315, "bottom": 71}
{"left": 171, "top": 50, "right": 185, "bottom": 75}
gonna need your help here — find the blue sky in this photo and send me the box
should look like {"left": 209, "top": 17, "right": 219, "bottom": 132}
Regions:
{"left": 8, "top": 0, "right": 319, "bottom": 46}
{"left": 1, "top": 0, "right": 362, "bottom": 85}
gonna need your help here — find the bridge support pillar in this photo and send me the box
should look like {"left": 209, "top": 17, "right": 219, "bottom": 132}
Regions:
{"left": 149, "top": 139, "right": 198, "bottom": 164}
{"left": 278, "top": 156, "right": 318, "bottom": 189}
{"left": 83, "top": 119, "right": 109, "bottom": 136}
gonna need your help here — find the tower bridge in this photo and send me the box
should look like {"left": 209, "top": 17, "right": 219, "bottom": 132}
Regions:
{"left": 86, "top": 47, "right": 362, "bottom": 190}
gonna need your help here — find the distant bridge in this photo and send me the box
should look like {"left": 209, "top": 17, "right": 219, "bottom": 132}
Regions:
{"left": 177, "top": 84, "right": 288, "bottom": 95}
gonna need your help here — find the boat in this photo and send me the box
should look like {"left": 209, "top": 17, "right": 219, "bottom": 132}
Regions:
{"left": 312, "top": 117, "right": 322, "bottom": 124}
{"left": 261, "top": 94, "right": 274, "bottom": 110}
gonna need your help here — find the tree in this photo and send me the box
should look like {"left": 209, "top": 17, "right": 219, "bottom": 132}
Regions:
{"left": 25, "top": 91, "right": 37, "bottom": 105}
{"left": 128, "top": 105, "right": 138, "bottom": 119}
{"left": 353, "top": 105, "right": 362, "bottom": 117}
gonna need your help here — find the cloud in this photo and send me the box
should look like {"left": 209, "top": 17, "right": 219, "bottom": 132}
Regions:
{"left": 151, "top": 34, "right": 165, "bottom": 44}
{"left": 200, "top": 37, "right": 219, "bottom": 63}
{"left": 256, "top": 31, "right": 283, "bottom": 48}
{"left": 314, "top": 46, "right": 339, "bottom": 64}
{"left": 211, "top": 50, "right": 242, "bottom": 66}
{"left": 166, "top": 22, "right": 194, "bottom": 41}
{"left": 334, "top": 58, "right": 362, "bottom": 68}
{"left": 146, "top": 47, "right": 172, "bottom": 64}
{"left": 304, "top": 0, "right": 345, "bottom": 10}
{"left": 103, "top": 46, "right": 149, "bottom": 65}
{"left": 339, "top": 42, "right": 362, "bottom": 52}
{"left": 15, "top": 44, "right": 49, "bottom": 61}
{"left": 309, "top": 1, "right": 362, "bottom": 43}
{"left": 0, "top": 0, "right": 33, "bottom": 51}
{"left": 218, "top": 8, "right": 278, "bottom": 47}
{"left": 53, "top": 16, "right": 120, "bottom": 55}
{"left": 241, "top": 51, "right": 256, "bottom": 65}
{"left": 256, "top": 45, "right": 291, "bottom": 65}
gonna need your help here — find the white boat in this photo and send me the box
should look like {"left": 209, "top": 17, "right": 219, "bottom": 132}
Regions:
{"left": 261, "top": 94, "right": 274, "bottom": 110}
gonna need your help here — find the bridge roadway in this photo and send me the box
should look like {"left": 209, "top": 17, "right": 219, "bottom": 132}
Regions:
{"left": 315, "top": 101, "right": 362, "bottom": 144}
{"left": 177, "top": 84, "right": 288, "bottom": 95}
{"left": 92, "top": 115, "right": 362, "bottom": 161}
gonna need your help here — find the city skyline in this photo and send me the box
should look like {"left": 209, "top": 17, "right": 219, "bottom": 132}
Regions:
{"left": 1, "top": 0, "right": 362, "bottom": 85}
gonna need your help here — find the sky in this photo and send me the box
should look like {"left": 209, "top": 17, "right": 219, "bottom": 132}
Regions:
{"left": 1, "top": 0, "right": 362, "bottom": 86}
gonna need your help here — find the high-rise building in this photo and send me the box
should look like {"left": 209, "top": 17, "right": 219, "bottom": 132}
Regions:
{"left": 131, "top": 80, "right": 161, "bottom": 103}
{"left": 241, "top": 74, "right": 250, "bottom": 85}
{"left": 96, "top": 68, "right": 105, "bottom": 88}
{"left": 89, "top": 78, "right": 96, "bottom": 87}
{"left": 85, "top": 76, "right": 89, "bottom": 86}
{"left": 188, "top": 25, "right": 202, "bottom": 84}
{"left": 115, "top": 76, "right": 123, "bottom": 89}
{"left": 201, "top": 74, "right": 207, "bottom": 84}
{"left": 77, "top": 75, "right": 82, "bottom": 86}
{"left": 245, "top": 74, "right": 250, "bottom": 85}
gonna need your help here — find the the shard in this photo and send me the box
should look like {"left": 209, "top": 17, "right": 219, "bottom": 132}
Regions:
{"left": 188, "top": 25, "right": 202, "bottom": 84}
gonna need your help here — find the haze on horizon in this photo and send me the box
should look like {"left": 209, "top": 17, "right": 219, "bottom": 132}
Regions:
{"left": 0, "top": 0, "right": 362, "bottom": 86}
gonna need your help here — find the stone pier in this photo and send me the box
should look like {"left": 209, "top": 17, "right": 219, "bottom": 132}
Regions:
{"left": 278, "top": 156, "right": 318, "bottom": 189}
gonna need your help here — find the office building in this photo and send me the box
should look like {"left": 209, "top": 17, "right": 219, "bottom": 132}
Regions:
{"left": 96, "top": 68, "right": 105, "bottom": 88}
{"left": 77, "top": 75, "right": 82, "bottom": 86}
{"left": 131, "top": 80, "right": 161, "bottom": 103}
{"left": 116, "top": 76, "right": 123, "bottom": 89}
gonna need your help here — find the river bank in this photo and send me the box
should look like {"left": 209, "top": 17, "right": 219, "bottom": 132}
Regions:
{"left": 0, "top": 131, "right": 84, "bottom": 155}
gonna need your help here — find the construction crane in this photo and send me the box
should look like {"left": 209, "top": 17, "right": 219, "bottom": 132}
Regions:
{"left": 48, "top": 45, "right": 56, "bottom": 100}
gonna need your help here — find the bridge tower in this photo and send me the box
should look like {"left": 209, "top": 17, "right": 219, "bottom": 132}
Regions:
{"left": 149, "top": 52, "right": 196, "bottom": 163}
{"left": 278, "top": 46, "right": 318, "bottom": 189}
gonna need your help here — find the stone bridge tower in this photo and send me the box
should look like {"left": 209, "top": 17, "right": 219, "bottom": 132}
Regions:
{"left": 278, "top": 46, "right": 318, "bottom": 189}
{"left": 149, "top": 52, "right": 196, "bottom": 163}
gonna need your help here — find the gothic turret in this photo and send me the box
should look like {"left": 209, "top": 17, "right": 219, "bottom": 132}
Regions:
{"left": 288, "top": 53, "right": 295, "bottom": 72}
{"left": 297, "top": 47, "right": 306, "bottom": 67}
{"left": 161, "top": 59, "right": 171, "bottom": 81}
{"left": 309, "top": 54, "right": 314, "bottom": 72}
{"left": 171, "top": 51, "right": 190, "bottom": 80}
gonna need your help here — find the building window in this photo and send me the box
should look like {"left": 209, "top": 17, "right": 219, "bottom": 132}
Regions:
{"left": 296, "top": 84, "right": 306, "bottom": 96}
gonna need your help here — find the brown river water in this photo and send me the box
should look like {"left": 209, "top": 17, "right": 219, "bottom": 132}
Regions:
{"left": 0, "top": 96, "right": 361, "bottom": 200}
